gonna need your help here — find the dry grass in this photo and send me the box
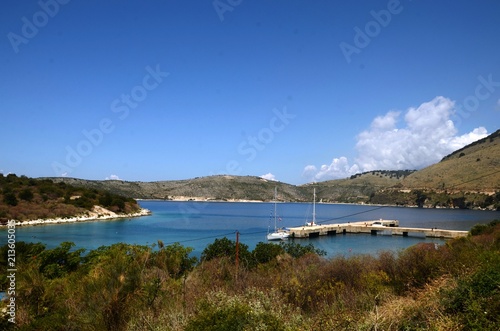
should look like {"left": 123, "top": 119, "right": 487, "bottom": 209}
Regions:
{"left": 360, "top": 276, "right": 463, "bottom": 331}
{"left": 403, "top": 130, "right": 500, "bottom": 191}
{"left": 3, "top": 222, "right": 499, "bottom": 330}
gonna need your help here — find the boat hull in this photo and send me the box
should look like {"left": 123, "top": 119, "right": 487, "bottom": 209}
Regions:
{"left": 267, "top": 232, "right": 289, "bottom": 241}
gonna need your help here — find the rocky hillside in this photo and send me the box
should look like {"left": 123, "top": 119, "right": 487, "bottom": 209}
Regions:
{"left": 0, "top": 174, "right": 142, "bottom": 223}
{"left": 42, "top": 129, "right": 500, "bottom": 210}
{"left": 402, "top": 129, "right": 500, "bottom": 191}
{"left": 310, "top": 170, "right": 415, "bottom": 203}
{"left": 47, "top": 175, "right": 309, "bottom": 202}
{"left": 312, "top": 130, "right": 500, "bottom": 209}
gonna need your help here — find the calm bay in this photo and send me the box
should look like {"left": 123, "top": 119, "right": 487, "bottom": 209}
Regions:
{"left": 4, "top": 201, "right": 499, "bottom": 258}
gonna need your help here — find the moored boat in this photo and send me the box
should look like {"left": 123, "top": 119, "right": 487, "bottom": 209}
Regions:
{"left": 267, "top": 187, "right": 290, "bottom": 241}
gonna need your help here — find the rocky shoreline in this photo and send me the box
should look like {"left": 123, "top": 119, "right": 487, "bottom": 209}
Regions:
{"left": 0, "top": 206, "right": 151, "bottom": 227}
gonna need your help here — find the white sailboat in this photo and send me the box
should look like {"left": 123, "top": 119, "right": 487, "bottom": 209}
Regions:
{"left": 305, "top": 187, "right": 318, "bottom": 226}
{"left": 267, "top": 187, "right": 290, "bottom": 241}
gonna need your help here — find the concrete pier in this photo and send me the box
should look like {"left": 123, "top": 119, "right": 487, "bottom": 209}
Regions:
{"left": 287, "top": 219, "right": 468, "bottom": 239}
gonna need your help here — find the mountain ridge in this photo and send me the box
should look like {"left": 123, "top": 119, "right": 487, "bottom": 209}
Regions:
{"left": 41, "top": 129, "right": 500, "bottom": 210}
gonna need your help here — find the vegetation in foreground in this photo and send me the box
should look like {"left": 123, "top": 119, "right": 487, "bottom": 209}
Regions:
{"left": 1, "top": 221, "right": 499, "bottom": 330}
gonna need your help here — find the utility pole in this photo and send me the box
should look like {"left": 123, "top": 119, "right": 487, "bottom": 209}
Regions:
{"left": 235, "top": 231, "right": 239, "bottom": 270}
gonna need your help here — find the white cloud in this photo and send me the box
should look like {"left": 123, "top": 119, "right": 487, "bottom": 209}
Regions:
{"left": 302, "top": 157, "right": 359, "bottom": 181}
{"left": 105, "top": 174, "right": 121, "bottom": 180}
{"left": 260, "top": 173, "right": 277, "bottom": 181}
{"left": 303, "top": 96, "right": 488, "bottom": 182}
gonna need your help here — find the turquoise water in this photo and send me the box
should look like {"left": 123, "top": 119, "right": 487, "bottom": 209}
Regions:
{"left": 3, "top": 201, "right": 499, "bottom": 258}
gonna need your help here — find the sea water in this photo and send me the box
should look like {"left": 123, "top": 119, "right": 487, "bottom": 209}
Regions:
{"left": 3, "top": 201, "right": 499, "bottom": 258}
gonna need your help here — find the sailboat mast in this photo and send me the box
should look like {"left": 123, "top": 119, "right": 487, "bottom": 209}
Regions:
{"left": 274, "top": 186, "right": 278, "bottom": 230}
{"left": 313, "top": 187, "right": 316, "bottom": 224}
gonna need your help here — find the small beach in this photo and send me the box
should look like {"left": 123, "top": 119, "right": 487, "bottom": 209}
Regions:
{"left": 1, "top": 206, "right": 151, "bottom": 227}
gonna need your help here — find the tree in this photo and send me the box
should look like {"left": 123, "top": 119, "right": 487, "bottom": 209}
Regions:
{"left": 279, "top": 241, "right": 326, "bottom": 258}
{"left": 152, "top": 242, "right": 197, "bottom": 278}
{"left": 252, "top": 242, "right": 285, "bottom": 264}
{"left": 3, "top": 192, "right": 18, "bottom": 206}
{"left": 38, "top": 242, "right": 85, "bottom": 279}
{"left": 99, "top": 192, "right": 113, "bottom": 207}
{"left": 201, "top": 237, "right": 251, "bottom": 265}
{"left": 111, "top": 196, "right": 126, "bottom": 211}
{"left": 19, "top": 188, "right": 34, "bottom": 202}
{"left": 414, "top": 190, "right": 427, "bottom": 208}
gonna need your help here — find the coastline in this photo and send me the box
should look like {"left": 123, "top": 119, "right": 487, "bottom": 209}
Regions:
{"left": 137, "top": 196, "right": 265, "bottom": 203}
{"left": 0, "top": 207, "right": 151, "bottom": 227}
{"left": 137, "top": 198, "right": 497, "bottom": 211}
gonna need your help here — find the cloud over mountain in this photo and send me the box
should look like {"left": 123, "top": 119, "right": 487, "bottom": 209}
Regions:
{"left": 303, "top": 96, "right": 488, "bottom": 182}
{"left": 260, "top": 173, "right": 277, "bottom": 181}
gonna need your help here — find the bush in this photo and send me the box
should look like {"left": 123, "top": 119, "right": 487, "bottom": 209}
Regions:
{"left": 442, "top": 251, "right": 500, "bottom": 330}
{"left": 3, "top": 192, "right": 18, "bottom": 206}
{"left": 200, "top": 237, "right": 251, "bottom": 265}
{"left": 151, "top": 242, "right": 198, "bottom": 278}
{"left": 470, "top": 220, "right": 500, "bottom": 236}
{"left": 252, "top": 242, "right": 285, "bottom": 264}
{"left": 19, "top": 188, "right": 34, "bottom": 201}
{"left": 279, "top": 241, "right": 326, "bottom": 258}
{"left": 393, "top": 243, "right": 444, "bottom": 292}
{"left": 185, "top": 290, "right": 287, "bottom": 331}
{"left": 3, "top": 224, "right": 498, "bottom": 330}
{"left": 37, "top": 242, "right": 85, "bottom": 279}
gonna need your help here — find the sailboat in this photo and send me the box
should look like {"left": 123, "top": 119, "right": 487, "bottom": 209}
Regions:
{"left": 267, "top": 187, "right": 290, "bottom": 241}
{"left": 305, "top": 187, "right": 318, "bottom": 226}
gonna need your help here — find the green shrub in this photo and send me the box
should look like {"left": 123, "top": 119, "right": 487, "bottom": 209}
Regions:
{"left": 3, "top": 192, "right": 18, "bottom": 206}
{"left": 151, "top": 242, "right": 198, "bottom": 278}
{"left": 186, "top": 291, "right": 286, "bottom": 331}
{"left": 470, "top": 219, "right": 500, "bottom": 236}
{"left": 394, "top": 243, "right": 443, "bottom": 292}
{"left": 19, "top": 188, "right": 34, "bottom": 201}
{"left": 442, "top": 251, "right": 500, "bottom": 330}
{"left": 200, "top": 237, "right": 251, "bottom": 265}
{"left": 279, "top": 241, "right": 326, "bottom": 258}
{"left": 38, "top": 242, "right": 85, "bottom": 279}
{"left": 252, "top": 242, "right": 285, "bottom": 264}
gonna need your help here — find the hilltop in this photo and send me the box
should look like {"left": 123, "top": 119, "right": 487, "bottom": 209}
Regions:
{"left": 0, "top": 174, "right": 146, "bottom": 224}
{"left": 47, "top": 175, "right": 308, "bottom": 202}
{"left": 402, "top": 129, "right": 500, "bottom": 191}
{"left": 14, "top": 128, "right": 500, "bottom": 212}
{"left": 313, "top": 129, "right": 500, "bottom": 208}
{"left": 310, "top": 170, "right": 416, "bottom": 203}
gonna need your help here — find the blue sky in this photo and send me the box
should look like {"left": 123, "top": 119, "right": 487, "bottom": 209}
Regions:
{"left": 1, "top": 0, "right": 499, "bottom": 184}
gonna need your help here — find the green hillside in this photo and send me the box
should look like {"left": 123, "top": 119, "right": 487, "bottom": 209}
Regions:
{"left": 402, "top": 129, "right": 500, "bottom": 191}
{"left": 310, "top": 170, "right": 415, "bottom": 203}
{"left": 308, "top": 130, "right": 500, "bottom": 209}
{"left": 47, "top": 175, "right": 309, "bottom": 202}
{"left": 0, "top": 174, "right": 141, "bottom": 223}
{"left": 7, "top": 129, "right": 499, "bottom": 216}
